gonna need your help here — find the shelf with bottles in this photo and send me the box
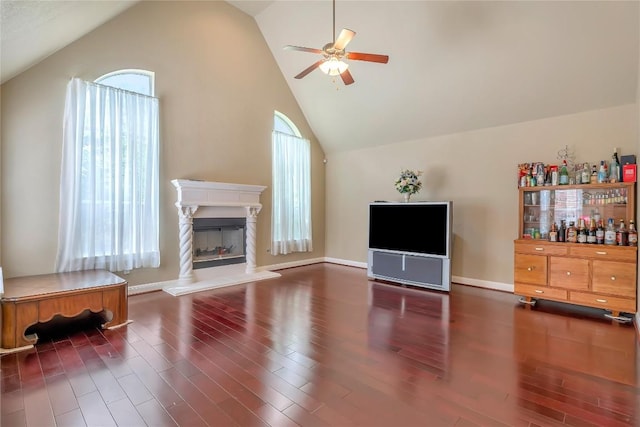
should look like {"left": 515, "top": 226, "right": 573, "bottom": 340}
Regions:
{"left": 518, "top": 182, "right": 635, "bottom": 241}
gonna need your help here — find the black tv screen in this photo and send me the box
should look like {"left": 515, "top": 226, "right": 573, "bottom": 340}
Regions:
{"left": 369, "top": 202, "right": 452, "bottom": 257}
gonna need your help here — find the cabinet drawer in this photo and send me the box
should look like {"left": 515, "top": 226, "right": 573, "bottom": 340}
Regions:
{"left": 569, "top": 245, "right": 637, "bottom": 262}
{"left": 514, "top": 254, "right": 547, "bottom": 285}
{"left": 549, "top": 257, "right": 589, "bottom": 290}
{"left": 515, "top": 241, "right": 567, "bottom": 256}
{"left": 591, "top": 260, "right": 637, "bottom": 298}
{"left": 515, "top": 283, "right": 567, "bottom": 300}
{"left": 569, "top": 291, "right": 636, "bottom": 313}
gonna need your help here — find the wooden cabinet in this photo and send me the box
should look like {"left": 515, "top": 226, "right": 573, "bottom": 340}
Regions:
{"left": 514, "top": 182, "right": 637, "bottom": 320}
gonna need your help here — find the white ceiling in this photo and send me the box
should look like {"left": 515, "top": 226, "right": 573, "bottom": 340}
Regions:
{"left": 1, "top": 1, "right": 638, "bottom": 154}
{"left": 0, "top": 0, "right": 138, "bottom": 84}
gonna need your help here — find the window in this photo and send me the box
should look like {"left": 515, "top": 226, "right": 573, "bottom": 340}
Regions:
{"left": 271, "top": 111, "right": 313, "bottom": 255}
{"left": 56, "top": 71, "right": 160, "bottom": 272}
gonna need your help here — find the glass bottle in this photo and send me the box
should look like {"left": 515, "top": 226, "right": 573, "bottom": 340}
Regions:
{"left": 616, "top": 219, "right": 628, "bottom": 246}
{"left": 587, "top": 218, "right": 597, "bottom": 244}
{"left": 577, "top": 219, "right": 587, "bottom": 243}
{"left": 559, "top": 161, "right": 569, "bottom": 185}
{"left": 596, "top": 219, "right": 605, "bottom": 244}
{"left": 604, "top": 218, "right": 617, "bottom": 245}
{"left": 566, "top": 221, "right": 578, "bottom": 243}
{"left": 558, "top": 220, "right": 566, "bottom": 242}
{"left": 598, "top": 161, "right": 607, "bottom": 183}
{"left": 549, "top": 222, "right": 558, "bottom": 242}
{"left": 628, "top": 220, "right": 638, "bottom": 247}
{"left": 609, "top": 152, "right": 619, "bottom": 183}
{"left": 590, "top": 164, "right": 598, "bottom": 183}
{"left": 581, "top": 163, "right": 590, "bottom": 184}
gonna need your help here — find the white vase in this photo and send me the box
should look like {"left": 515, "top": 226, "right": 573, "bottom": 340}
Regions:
{"left": 403, "top": 193, "right": 411, "bottom": 203}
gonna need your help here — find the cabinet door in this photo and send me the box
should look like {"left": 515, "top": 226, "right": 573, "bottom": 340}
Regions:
{"left": 549, "top": 257, "right": 589, "bottom": 290}
{"left": 592, "top": 260, "right": 636, "bottom": 298}
{"left": 371, "top": 251, "right": 403, "bottom": 278}
{"left": 514, "top": 254, "right": 547, "bottom": 285}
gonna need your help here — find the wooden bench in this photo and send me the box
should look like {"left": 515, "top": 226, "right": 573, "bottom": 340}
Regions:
{"left": 1, "top": 270, "right": 129, "bottom": 354}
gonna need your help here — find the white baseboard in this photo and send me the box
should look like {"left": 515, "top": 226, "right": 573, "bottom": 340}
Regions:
{"left": 451, "top": 275, "right": 514, "bottom": 293}
{"left": 258, "top": 257, "right": 325, "bottom": 272}
{"left": 324, "top": 257, "right": 367, "bottom": 269}
{"left": 128, "top": 281, "right": 166, "bottom": 295}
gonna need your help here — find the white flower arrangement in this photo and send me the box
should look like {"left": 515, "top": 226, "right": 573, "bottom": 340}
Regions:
{"left": 395, "top": 169, "right": 423, "bottom": 195}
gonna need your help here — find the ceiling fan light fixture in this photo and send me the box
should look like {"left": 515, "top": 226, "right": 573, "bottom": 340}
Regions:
{"left": 319, "top": 58, "right": 348, "bottom": 76}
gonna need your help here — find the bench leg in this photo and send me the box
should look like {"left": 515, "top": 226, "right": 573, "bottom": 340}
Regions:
{"left": 101, "top": 286, "right": 131, "bottom": 329}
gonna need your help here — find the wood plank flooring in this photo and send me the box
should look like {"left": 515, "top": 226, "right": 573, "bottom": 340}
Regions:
{"left": 2, "top": 263, "right": 639, "bottom": 426}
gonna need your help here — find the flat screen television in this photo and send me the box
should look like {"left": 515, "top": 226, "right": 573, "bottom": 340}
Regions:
{"left": 368, "top": 202, "right": 452, "bottom": 258}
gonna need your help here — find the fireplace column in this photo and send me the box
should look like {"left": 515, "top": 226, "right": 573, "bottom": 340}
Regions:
{"left": 245, "top": 206, "right": 261, "bottom": 274}
{"left": 177, "top": 205, "right": 198, "bottom": 281}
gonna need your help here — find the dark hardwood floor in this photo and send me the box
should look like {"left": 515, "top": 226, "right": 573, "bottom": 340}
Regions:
{"left": 2, "top": 263, "right": 639, "bottom": 426}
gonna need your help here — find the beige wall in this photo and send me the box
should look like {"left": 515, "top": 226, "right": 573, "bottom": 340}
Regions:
{"left": 326, "top": 105, "right": 639, "bottom": 286}
{"left": 0, "top": 1, "right": 326, "bottom": 284}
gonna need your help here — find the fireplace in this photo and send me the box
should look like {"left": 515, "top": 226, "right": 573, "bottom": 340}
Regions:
{"left": 163, "top": 179, "right": 280, "bottom": 297}
{"left": 192, "top": 218, "right": 246, "bottom": 269}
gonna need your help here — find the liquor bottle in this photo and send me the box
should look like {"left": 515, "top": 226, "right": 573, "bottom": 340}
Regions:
{"left": 558, "top": 220, "right": 566, "bottom": 242}
{"left": 596, "top": 219, "right": 605, "bottom": 244}
{"left": 610, "top": 151, "right": 620, "bottom": 183}
{"left": 580, "top": 163, "right": 589, "bottom": 184}
{"left": 549, "top": 223, "right": 558, "bottom": 242}
{"left": 577, "top": 219, "right": 587, "bottom": 243}
{"left": 559, "top": 161, "right": 569, "bottom": 185}
{"left": 587, "top": 218, "right": 597, "bottom": 244}
{"left": 613, "top": 148, "right": 622, "bottom": 182}
{"left": 550, "top": 165, "right": 559, "bottom": 186}
{"left": 590, "top": 164, "right": 597, "bottom": 183}
{"left": 616, "top": 219, "right": 628, "bottom": 246}
{"left": 628, "top": 220, "right": 638, "bottom": 247}
{"left": 598, "top": 161, "right": 607, "bottom": 183}
{"left": 604, "top": 218, "right": 617, "bottom": 245}
{"left": 566, "top": 221, "right": 578, "bottom": 243}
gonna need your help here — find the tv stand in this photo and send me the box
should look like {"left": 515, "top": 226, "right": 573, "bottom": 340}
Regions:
{"left": 367, "top": 250, "right": 451, "bottom": 292}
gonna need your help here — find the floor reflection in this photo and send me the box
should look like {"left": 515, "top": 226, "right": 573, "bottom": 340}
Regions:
{"left": 367, "top": 282, "right": 451, "bottom": 388}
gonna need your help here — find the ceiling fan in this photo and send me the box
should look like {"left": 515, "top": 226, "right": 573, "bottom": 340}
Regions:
{"left": 284, "top": 0, "right": 389, "bottom": 85}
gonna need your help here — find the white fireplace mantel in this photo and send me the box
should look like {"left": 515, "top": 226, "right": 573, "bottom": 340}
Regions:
{"left": 172, "top": 179, "right": 266, "bottom": 210}
{"left": 163, "top": 179, "right": 279, "bottom": 296}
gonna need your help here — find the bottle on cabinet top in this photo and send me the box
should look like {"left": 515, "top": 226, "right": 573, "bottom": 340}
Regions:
{"left": 559, "top": 161, "right": 569, "bottom": 185}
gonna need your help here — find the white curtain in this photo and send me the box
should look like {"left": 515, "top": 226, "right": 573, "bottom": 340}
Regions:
{"left": 56, "top": 78, "right": 160, "bottom": 272}
{"left": 271, "top": 130, "right": 313, "bottom": 255}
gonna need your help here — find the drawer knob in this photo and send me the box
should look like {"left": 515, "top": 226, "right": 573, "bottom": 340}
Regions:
{"left": 566, "top": 271, "right": 571, "bottom": 276}
{"left": 611, "top": 276, "right": 616, "bottom": 281}
{"left": 535, "top": 247, "right": 544, "bottom": 251}
{"left": 527, "top": 267, "right": 534, "bottom": 271}
{"left": 596, "top": 251, "right": 607, "bottom": 255}
{"left": 534, "top": 289, "right": 544, "bottom": 294}
{"left": 596, "top": 298, "right": 608, "bottom": 303}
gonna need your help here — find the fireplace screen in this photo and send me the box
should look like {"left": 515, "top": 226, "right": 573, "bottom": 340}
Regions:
{"left": 192, "top": 218, "right": 246, "bottom": 269}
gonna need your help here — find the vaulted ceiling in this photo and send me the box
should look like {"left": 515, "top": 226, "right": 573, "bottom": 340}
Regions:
{"left": 2, "top": 1, "right": 638, "bottom": 153}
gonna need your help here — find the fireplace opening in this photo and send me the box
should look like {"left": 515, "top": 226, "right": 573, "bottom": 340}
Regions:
{"left": 192, "top": 218, "right": 246, "bottom": 269}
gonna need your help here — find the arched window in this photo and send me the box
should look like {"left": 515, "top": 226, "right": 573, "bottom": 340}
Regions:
{"left": 96, "top": 69, "right": 155, "bottom": 96}
{"left": 274, "top": 111, "right": 302, "bottom": 137}
{"left": 271, "top": 111, "right": 313, "bottom": 255}
{"left": 56, "top": 70, "right": 160, "bottom": 273}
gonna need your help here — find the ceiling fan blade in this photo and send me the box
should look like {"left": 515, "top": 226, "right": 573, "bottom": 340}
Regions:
{"left": 340, "top": 68, "right": 355, "bottom": 85}
{"left": 346, "top": 52, "right": 389, "bottom": 64}
{"left": 294, "top": 60, "right": 325, "bottom": 79}
{"left": 333, "top": 28, "right": 355, "bottom": 50}
{"left": 284, "top": 45, "right": 324, "bottom": 55}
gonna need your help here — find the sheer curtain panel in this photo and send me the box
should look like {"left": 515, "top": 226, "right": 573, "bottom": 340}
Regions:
{"left": 56, "top": 78, "right": 160, "bottom": 272}
{"left": 271, "top": 131, "right": 313, "bottom": 255}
